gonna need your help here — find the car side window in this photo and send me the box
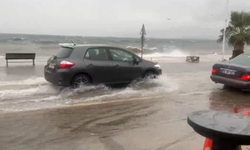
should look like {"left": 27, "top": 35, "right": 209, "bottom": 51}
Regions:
{"left": 85, "top": 48, "right": 109, "bottom": 60}
{"left": 134, "top": 55, "right": 141, "bottom": 62}
{"left": 109, "top": 49, "right": 134, "bottom": 62}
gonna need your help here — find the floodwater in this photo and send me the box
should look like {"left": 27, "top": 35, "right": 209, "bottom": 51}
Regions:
{"left": 1, "top": 54, "right": 250, "bottom": 150}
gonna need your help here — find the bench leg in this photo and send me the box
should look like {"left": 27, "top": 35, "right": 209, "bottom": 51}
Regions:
{"left": 33, "top": 59, "right": 35, "bottom": 66}
{"left": 6, "top": 60, "right": 8, "bottom": 67}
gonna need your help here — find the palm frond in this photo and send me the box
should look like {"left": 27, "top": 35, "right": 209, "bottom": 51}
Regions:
{"left": 220, "top": 11, "right": 250, "bottom": 47}
{"left": 217, "top": 29, "right": 224, "bottom": 43}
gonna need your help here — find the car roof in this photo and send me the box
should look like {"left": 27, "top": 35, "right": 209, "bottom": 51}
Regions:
{"left": 58, "top": 43, "right": 141, "bottom": 58}
{"left": 240, "top": 53, "right": 250, "bottom": 56}
{"left": 58, "top": 43, "right": 122, "bottom": 49}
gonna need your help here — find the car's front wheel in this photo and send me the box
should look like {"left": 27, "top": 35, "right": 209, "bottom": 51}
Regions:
{"left": 142, "top": 71, "right": 157, "bottom": 79}
{"left": 71, "top": 74, "right": 91, "bottom": 88}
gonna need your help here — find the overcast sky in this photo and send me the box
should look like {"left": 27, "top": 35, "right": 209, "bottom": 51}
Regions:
{"left": 0, "top": 0, "right": 249, "bottom": 39}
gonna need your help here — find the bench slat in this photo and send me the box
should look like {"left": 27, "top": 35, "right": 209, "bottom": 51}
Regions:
{"left": 5, "top": 53, "right": 36, "bottom": 66}
{"left": 6, "top": 53, "right": 36, "bottom": 59}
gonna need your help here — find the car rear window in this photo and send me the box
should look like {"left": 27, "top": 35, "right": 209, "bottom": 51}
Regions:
{"left": 229, "top": 54, "right": 250, "bottom": 65}
{"left": 56, "top": 47, "right": 73, "bottom": 58}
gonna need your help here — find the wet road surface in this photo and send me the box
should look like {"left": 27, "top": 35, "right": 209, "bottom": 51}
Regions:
{"left": 0, "top": 95, "right": 203, "bottom": 150}
{"left": 1, "top": 56, "right": 250, "bottom": 150}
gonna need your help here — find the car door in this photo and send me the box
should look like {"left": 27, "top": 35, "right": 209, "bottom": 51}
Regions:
{"left": 108, "top": 48, "right": 142, "bottom": 83}
{"left": 83, "top": 48, "right": 114, "bottom": 84}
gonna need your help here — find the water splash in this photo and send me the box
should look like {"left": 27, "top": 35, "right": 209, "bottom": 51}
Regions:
{"left": 0, "top": 77, "right": 47, "bottom": 87}
{"left": 68, "top": 75, "right": 179, "bottom": 104}
{"left": 0, "top": 75, "right": 179, "bottom": 112}
{"left": 144, "top": 50, "right": 189, "bottom": 58}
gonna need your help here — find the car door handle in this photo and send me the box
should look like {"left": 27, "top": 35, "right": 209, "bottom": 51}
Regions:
{"left": 88, "top": 64, "right": 94, "bottom": 68}
{"left": 115, "top": 64, "right": 120, "bottom": 68}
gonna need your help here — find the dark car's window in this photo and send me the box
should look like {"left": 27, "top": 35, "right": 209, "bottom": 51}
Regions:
{"left": 85, "top": 48, "right": 109, "bottom": 60}
{"left": 134, "top": 55, "right": 142, "bottom": 62}
{"left": 110, "top": 49, "right": 134, "bottom": 62}
{"left": 229, "top": 54, "right": 250, "bottom": 65}
{"left": 56, "top": 48, "right": 73, "bottom": 58}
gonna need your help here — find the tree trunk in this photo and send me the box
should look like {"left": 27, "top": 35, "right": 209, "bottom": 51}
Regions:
{"left": 234, "top": 41, "right": 244, "bottom": 52}
{"left": 232, "top": 41, "right": 245, "bottom": 58}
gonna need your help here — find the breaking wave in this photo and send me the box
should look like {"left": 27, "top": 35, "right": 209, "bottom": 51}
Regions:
{"left": 143, "top": 50, "right": 189, "bottom": 58}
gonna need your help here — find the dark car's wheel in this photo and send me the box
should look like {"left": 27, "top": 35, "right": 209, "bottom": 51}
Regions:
{"left": 71, "top": 74, "right": 91, "bottom": 88}
{"left": 223, "top": 84, "right": 231, "bottom": 89}
{"left": 142, "top": 71, "right": 157, "bottom": 79}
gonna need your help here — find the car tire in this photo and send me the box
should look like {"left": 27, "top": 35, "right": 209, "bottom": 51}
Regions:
{"left": 223, "top": 84, "right": 230, "bottom": 89}
{"left": 142, "top": 71, "right": 157, "bottom": 79}
{"left": 71, "top": 74, "right": 91, "bottom": 88}
{"left": 223, "top": 85, "right": 234, "bottom": 90}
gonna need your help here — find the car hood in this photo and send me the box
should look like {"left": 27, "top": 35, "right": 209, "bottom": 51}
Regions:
{"left": 142, "top": 59, "right": 157, "bottom": 65}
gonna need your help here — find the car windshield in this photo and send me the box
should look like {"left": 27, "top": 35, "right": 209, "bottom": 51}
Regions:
{"left": 56, "top": 48, "right": 73, "bottom": 58}
{"left": 228, "top": 54, "right": 250, "bottom": 66}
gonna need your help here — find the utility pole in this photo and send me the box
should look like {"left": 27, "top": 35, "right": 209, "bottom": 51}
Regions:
{"left": 140, "top": 24, "right": 146, "bottom": 58}
{"left": 222, "top": 0, "right": 229, "bottom": 60}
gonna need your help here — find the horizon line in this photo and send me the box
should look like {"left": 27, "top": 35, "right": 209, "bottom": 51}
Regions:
{"left": 0, "top": 32, "right": 217, "bottom": 41}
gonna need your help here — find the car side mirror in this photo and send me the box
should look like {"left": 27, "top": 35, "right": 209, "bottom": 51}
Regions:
{"left": 133, "top": 57, "right": 139, "bottom": 65}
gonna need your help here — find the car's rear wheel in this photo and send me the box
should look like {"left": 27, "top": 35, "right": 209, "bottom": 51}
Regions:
{"left": 71, "top": 74, "right": 91, "bottom": 88}
{"left": 142, "top": 71, "right": 157, "bottom": 79}
{"left": 223, "top": 84, "right": 231, "bottom": 89}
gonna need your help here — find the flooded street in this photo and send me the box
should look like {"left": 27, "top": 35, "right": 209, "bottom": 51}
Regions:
{"left": 1, "top": 0, "right": 250, "bottom": 147}
{"left": 1, "top": 55, "right": 250, "bottom": 150}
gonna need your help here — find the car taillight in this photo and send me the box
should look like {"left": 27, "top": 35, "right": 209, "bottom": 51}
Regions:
{"left": 212, "top": 69, "right": 217, "bottom": 73}
{"left": 240, "top": 75, "right": 250, "bottom": 80}
{"left": 59, "top": 60, "right": 75, "bottom": 69}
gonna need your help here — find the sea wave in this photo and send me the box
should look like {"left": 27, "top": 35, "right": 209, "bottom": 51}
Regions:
{"left": 143, "top": 50, "right": 189, "bottom": 58}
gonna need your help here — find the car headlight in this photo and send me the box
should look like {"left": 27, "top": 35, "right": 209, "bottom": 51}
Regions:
{"left": 154, "top": 64, "right": 161, "bottom": 68}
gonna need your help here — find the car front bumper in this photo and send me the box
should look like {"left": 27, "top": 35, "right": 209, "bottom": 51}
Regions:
{"left": 210, "top": 74, "right": 250, "bottom": 89}
{"left": 155, "top": 68, "right": 162, "bottom": 75}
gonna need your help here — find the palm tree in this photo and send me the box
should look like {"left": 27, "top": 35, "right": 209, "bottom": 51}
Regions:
{"left": 217, "top": 11, "right": 250, "bottom": 58}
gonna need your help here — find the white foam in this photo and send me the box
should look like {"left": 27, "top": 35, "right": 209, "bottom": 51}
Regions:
{"left": 148, "top": 75, "right": 179, "bottom": 92}
{"left": 148, "top": 47, "right": 157, "bottom": 51}
{"left": 0, "top": 102, "right": 59, "bottom": 112}
{"left": 0, "top": 77, "right": 47, "bottom": 86}
{"left": 126, "top": 46, "right": 138, "bottom": 49}
{"left": 0, "top": 95, "right": 60, "bottom": 105}
{"left": 0, "top": 75, "right": 179, "bottom": 111}
{"left": 69, "top": 75, "right": 179, "bottom": 104}
{"left": 0, "top": 87, "right": 40, "bottom": 100}
{"left": 144, "top": 50, "right": 189, "bottom": 58}
{"left": 79, "top": 88, "right": 140, "bottom": 102}
{"left": 126, "top": 46, "right": 157, "bottom": 51}
{"left": 0, "top": 85, "right": 58, "bottom": 100}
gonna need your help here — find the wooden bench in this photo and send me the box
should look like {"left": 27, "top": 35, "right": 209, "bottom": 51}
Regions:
{"left": 186, "top": 56, "right": 200, "bottom": 63}
{"left": 5, "top": 53, "right": 36, "bottom": 66}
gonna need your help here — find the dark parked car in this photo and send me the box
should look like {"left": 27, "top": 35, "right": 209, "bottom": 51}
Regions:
{"left": 210, "top": 54, "right": 250, "bottom": 90}
{"left": 44, "top": 44, "right": 162, "bottom": 88}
